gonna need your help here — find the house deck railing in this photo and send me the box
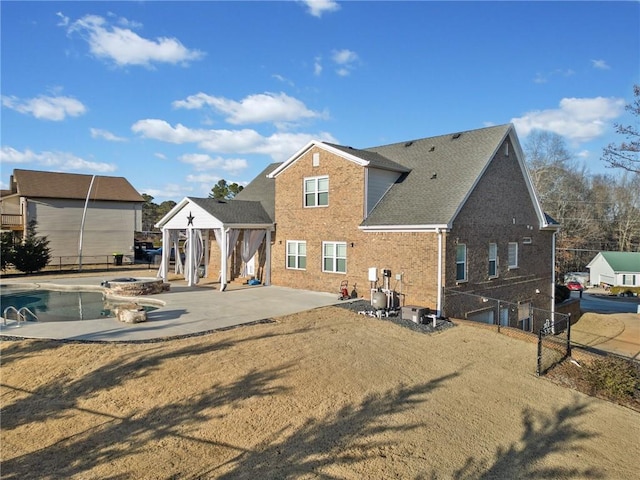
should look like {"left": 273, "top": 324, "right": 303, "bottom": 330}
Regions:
{"left": 1, "top": 214, "right": 24, "bottom": 230}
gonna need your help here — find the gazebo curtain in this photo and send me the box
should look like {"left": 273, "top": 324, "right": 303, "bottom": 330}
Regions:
{"left": 241, "top": 230, "right": 266, "bottom": 276}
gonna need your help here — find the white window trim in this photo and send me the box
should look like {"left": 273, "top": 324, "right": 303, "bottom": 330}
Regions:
{"left": 304, "top": 175, "right": 329, "bottom": 208}
{"left": 488, "top": 243, "right": 498, "bottom": 278}
{"left": 456, "top": 244, "right": 467, "bottom": 282}
{"left": 322, "top": 241, "right": 347, "bottom": 274}
{"left": 286, "top": 240, "right": 306, "bottom": 270}
{"left": 622, "top": 274, "right": 636, "bottom": 286}
{"left": 508, "top": 242, "right": 519, "bottom": 269}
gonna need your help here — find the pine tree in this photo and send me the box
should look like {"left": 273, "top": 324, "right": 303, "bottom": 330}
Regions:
{"left": 12, "top": 221, "right": 52, "bottom": 274}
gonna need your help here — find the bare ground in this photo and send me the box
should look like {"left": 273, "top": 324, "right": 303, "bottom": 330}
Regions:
{"left": 1, "top": 307, "right": 638, "bottom": 479}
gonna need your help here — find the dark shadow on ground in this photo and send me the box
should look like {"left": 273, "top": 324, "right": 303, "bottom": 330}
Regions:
{"left": 196, "top": 373, "right": 460, "bottom": 479}
{"left": 432, "top": 399, "right": 604, "bottom": 480}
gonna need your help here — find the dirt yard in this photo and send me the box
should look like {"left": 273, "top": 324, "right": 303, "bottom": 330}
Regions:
{"left": 1, "top": 307, "right": 638, "bottom": 479}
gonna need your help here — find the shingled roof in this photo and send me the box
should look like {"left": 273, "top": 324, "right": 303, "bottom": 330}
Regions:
{"left": 7, "top": 169, "right": 144, "bottom": 202}
{"left": 189, "top": 197, "right": 273, "bottom": 225}
{"left": 361, "top": 124, "right": 513, "bottom": 227}
{"left": 233, "top": 162, "right": 281, "bottom": 221}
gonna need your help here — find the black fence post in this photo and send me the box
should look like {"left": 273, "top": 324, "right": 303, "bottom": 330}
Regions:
{"left": 566, "top": 313, "right": 572, "bottom": 357}
{"left": 536, "top": 330, "right": 542, "bottom": 376}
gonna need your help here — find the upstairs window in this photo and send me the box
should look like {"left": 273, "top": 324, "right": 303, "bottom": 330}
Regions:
{"left": 488, "top": 243, "right": 498, "bottom": 278}
{"left": 323, "top": 241, "right": 346, "bottom": 273}
{"left": 304, "top": 176, "right": 329, "bottom": 207}
{"left": 286, "top": 241, "right": 306, "bottom": 270}
{"left": 456, "top": 244, "right": 467, "bottom": 282}
{"left": 508, "top": 242, "right": 518, "bottom": 269}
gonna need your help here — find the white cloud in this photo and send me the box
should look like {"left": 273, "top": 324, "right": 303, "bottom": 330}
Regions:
{"left": 65, "top": 14, "right": 205, "bottom": 67}
{"left": 511, "top": 96, "right": 625, "bottom": 144}
{"left": 533, "top": 69, "right": 575, "bottom": 84}
{"left": 0, "top": 146, "right": 117, "bottom": 173}
{"left": 178, "top": 153, "right": 248, "bottom": 173}
{"left": 1, "top": 94, "right": 86, "bottom": 121}
{"left": 591, "top": 59, "right": 610, "bottom": 70}
{"left": 173, "top": 92, "right": 324, "bottom": 125}
{"left": 141, "top": 183, "right": 193, "bottom": 199}
{"left": 90, "top": 128, "right": 127, "bottom": 142}
{"left": 314, "top": 56, "right": 323, "bottom": 76}
{"left": 131, "top": 119, "right": 337, "bottom": 161}
{"left": 301, "top": 0, "right": 340, "bottom": 18}
{"left": 331, "top": 49, "right": 359, "bottom": 76}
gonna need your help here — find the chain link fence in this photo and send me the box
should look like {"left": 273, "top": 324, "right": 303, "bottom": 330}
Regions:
{"left": 444, "top": 288, "right": 572, "bottom": 375}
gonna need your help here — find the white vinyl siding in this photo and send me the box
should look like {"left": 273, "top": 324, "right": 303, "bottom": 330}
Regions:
{"left": 323, "top": 241, "right": 347, "bottom": 273}
{"left": 286, "top": 241, "right": 306, "bottom": 270}
{"left": 508, "top": 242, "right": 518, "bottom": 269}
{"left": 456, "top": 244, "right": 467, "bottom": 282}
{"left": 488, "top": 243, "right": 498, "bottom": 278}
{"left": 29, "top": 198, "right": 140, "bottom": 261}
{"left": 366, "top": 168, "right": 401, "bottom": 216}
{"left": 304, "top": 176, "right": 329, "bottom": 207}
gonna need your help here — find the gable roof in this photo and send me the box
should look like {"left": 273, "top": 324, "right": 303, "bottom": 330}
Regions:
{"left": 156, "top": 196, "right": 273, "bottom": 229}
{"left": 588, "top": 251, "right": 640, "bottom": 273}
{"left": 7, "top": 169, "right": 143, "bottom": 202}
{"left": 361, "top": 124, "right": 516, "bottom": 227}
{"left": 189, "top": 197, "right": 273, "bottom": 225}
{"left": 233, "top": 162, "right": 281, "bottom": 221}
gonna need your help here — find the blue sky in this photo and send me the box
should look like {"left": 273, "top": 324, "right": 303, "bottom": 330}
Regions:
{"left": 1, "top": 1, "right": 638, "bottom": 202}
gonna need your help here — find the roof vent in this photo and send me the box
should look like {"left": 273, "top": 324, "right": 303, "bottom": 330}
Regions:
{"left": 404, "top": 141, "right": 413, "bottom": 147}
{"left": 429, "top": 145, "right": 435, "bottom": 152}
{"left": 452, "top": 133, "right": 462, "bottom": 139}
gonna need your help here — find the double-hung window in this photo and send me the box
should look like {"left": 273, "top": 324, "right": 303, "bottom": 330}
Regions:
{"left": 488, "top": 243, "right": 498, "bottom": 278}
{"left": 286, "top": 241, "right": 306, "bottom": 270}
{"left": 323, "top": 241, "right": 346, "bottom": 273}
{"left": 622, "top": 274, "right": 636, "bottom": 286}
{"left": 304, "top": 176, "right": 329, "bottom": 207}
{"left": 508, "top": 242, "right": 518, "bottom": 269}
{"left": 456, "top": 244, "right": 467, "bottom": 282}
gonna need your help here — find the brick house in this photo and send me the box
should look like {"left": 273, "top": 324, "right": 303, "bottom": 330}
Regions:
{"left": 253, "top": 123, "right": 558, "bottom": 322}
{"left": 158, "top": 124, "right": 558, "bottom": 324}
{"left": 0, "top": 169, "right": 144, "bottom": 263}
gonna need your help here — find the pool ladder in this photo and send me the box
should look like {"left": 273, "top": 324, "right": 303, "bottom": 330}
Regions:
{"left": 2, "top": 306, "right": 38, "bottom": 326}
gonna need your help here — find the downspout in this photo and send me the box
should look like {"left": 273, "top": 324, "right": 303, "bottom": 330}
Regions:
{"left": 437, "top": 228, "right": 443, "bottom": 317}
{"left": 78, "top": 174, "right": 96, "bottom": 272}
{"left": 264, "top": 229, "right": 271, "bottom": 286}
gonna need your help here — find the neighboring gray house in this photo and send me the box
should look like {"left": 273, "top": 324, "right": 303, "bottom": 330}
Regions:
{"left": 0, "top": 169, "right": 144, "bottom": 263}
{"left": 586, "top": 251, "right": 640, "bottom": 288}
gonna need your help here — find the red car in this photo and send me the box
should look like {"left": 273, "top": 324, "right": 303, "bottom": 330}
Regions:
{"left": 566, "top": 281, "right": 583, "bottom": 291}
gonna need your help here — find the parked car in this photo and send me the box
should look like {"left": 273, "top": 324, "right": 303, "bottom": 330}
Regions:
{"left": 566, "top": 281, "right": 583, "bottom": 291}
{"left": 146, "top": 247, "right": 185, "bottom": 263}
{"left": 134, "top": 241, "right": 154, "bottom": 261}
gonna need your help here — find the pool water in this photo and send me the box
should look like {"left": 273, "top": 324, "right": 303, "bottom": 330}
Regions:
{"left": 0, "top": 288, "right": 155, "bottom": 322}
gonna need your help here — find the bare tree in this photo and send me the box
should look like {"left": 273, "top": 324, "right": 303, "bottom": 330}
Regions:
{"left": 602, "top": 84, "right": 640, "bottom": 173}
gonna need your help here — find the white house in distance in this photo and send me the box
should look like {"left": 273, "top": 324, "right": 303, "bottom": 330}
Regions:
{"left": 0, "top": 169, "right": 144, "bottom": 264}
{"left": 586, "top": 251, "right": 640, "bottom": 288}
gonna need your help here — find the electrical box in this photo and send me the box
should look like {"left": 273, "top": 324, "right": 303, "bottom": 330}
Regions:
{"left": 401, "top": 306, "right": 430, "bottom": 324}
{"left": 368, "top": 267, "right": 377, "bottom": 282}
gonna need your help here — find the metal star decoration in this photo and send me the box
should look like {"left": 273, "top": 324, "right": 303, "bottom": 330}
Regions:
{"left": 187, "top": 211, "right": 195, "bottom": 226}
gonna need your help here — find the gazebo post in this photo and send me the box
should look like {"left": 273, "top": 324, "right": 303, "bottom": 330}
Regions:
{"left": 220, "top": 227, "right": 227, "bottom": 291}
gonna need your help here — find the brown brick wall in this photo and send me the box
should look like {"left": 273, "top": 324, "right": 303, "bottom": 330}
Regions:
{"left": 444, "top": 137, "right": 556, "bottom": 317}
{"left": 271, "top": 146, "right": 440, "bottom": 308}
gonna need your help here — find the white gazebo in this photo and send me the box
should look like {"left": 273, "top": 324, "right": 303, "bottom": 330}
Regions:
{"left": 154, "top": 197, "right": 274, "bottom": 290}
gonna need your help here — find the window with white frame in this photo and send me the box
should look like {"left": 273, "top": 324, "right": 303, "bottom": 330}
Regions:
{"left": 456, "top": 244, "right": 467, "bottom": 282}
{"left": 508, "top": 242, "right": 518, "bottom": 269}
{"left": 286, "top": 241, "right": 306, "bottom": 270}
{"left": 323, "top": 241, "right": 346, "bottom": 273}
{"left": 488, "top": 243, "right": 498, "bottom": 278}
{"left": 622, "top": 274, "right": 636, "bottom": 286}
{"left": 304, "top": 176, "right": 329, "bottom": 207}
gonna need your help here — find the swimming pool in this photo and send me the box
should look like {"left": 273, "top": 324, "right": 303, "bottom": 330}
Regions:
{"left": 0, "top": 288, "right": 155, "bottom": 323}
